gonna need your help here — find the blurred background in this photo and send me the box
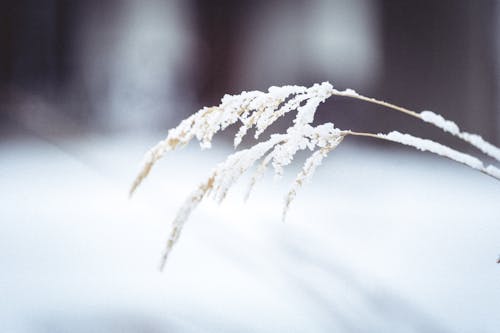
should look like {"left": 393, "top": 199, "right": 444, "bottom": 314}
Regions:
{"left": 1, "top": 0, "right": 499, "bottom": 332}
{"left": 1, "top": 0, "right": 499, "bottom": 140}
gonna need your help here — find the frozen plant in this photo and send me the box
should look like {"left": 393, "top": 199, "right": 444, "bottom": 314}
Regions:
{"left": 130, "top": 81, "right": 500, "bottom": 269}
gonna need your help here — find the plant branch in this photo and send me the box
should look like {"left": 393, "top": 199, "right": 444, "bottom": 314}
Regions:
{"left": 342, "top": 130, "right": 500, "bottom": 181}
{"left": 331, "top": 90, "right": 421, "bottom": 119}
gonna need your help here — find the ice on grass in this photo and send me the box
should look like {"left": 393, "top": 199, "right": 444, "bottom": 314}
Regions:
{"left": 131, "top": 81, "right": 500, "bottom": 267}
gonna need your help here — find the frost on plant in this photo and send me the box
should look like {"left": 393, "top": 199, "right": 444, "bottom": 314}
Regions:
{"left": 130, "top": 81, "right": 500, "bottom": 269}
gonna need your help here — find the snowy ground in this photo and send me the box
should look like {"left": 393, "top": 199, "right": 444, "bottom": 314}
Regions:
{"left": 0, "top": 133, "right": 499, "bottom": 333}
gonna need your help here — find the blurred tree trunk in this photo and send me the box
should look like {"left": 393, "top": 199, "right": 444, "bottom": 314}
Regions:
{"left": 0, "top": 0, "right": 81, "bottom": 126}
{"left": 191, "top": 0, "right": 253, "bottom": 106}
{"left": 379, "top": 0, "right": 498, "bottom": 145}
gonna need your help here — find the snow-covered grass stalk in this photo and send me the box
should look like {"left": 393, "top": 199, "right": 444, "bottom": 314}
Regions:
{"left": 130, "top": 81, "right": 500, "bottom": 269}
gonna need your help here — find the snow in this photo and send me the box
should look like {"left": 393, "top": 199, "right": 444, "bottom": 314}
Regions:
{"left": 486, "top": 164, "right": 500, "bottom": 179}
{"left": 283, "top": 142, "right": 334, "bottom": 220}
{"left": 1, "top": 133, "right": 499, "bottom": 332}
{"left": 459, "top": 132, "right": 500, "bottom": 162}
{"left": 378, "top": 131, "right": 489, "bottom": 173}
{"left": 421, "top": 110, "right": 500, "bottom": 162}
{"left": 131, "top": 83, "right": 348, "bottom": 255}
{"left": 332, "top": 88, "right": 360, "bottom": 97}
{"left": 132, "top": 82, "right": 500, "bottom": 208}
{"left": 420, "top": 110, "right": 460, "bottom": 135}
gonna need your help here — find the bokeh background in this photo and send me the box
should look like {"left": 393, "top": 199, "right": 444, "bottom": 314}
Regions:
{"left": 1, "top": 1, "right": 499, "bottom": 332}
{"left": 1, "top": 0, "right": 499, "bottom": 140}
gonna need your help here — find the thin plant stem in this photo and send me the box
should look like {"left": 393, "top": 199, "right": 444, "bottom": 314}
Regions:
{"left": 331, "top": 91, "right": 422, "bottom": 119}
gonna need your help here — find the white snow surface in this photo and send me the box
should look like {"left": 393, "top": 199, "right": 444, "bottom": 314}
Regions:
{"left": 1, "top": 133, "right": 499, "bottom": 333}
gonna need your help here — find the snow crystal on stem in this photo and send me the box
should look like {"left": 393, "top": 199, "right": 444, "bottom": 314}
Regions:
{"left": 459, "top": 132, "right": 500, "bottom": 162}
{"left": 486, "top": 165, "right": 500, "bottom": 179}
{"left": 211, "top": 134, "right": 286, "bottom": 203}
{"left": 376, "top": 131, "right": 500, "bottom": 180}
{"left": 130, "top": 80, "right": 499, "bottom": 269}
{"left": 420, "top": 110, "right": 500, "bottom": 162}
{"left": 159, "top": 176, "right": 214, "bottom": 270}
{"left": 283, "top": 135, "right": 343, "bottom": 221}
{"left": 332, "top": 88, "right": 359, "bottom": 97}
{"left": 379, "top": 131, "right": 484, "bottom": 170}
{"left": 420, "top": 110, "right": 460, "bottom": 135}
